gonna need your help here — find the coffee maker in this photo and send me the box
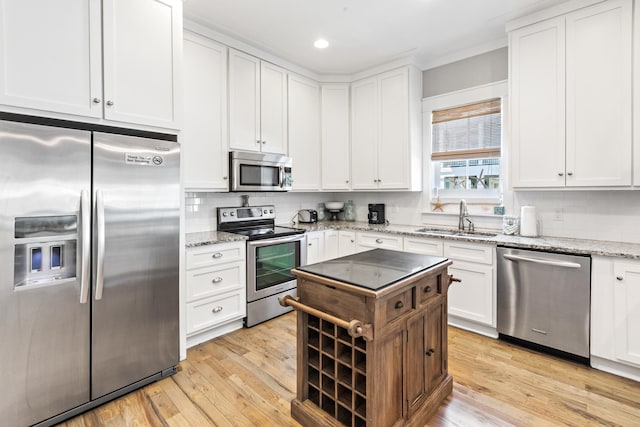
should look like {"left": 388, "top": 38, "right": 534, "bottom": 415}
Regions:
{"left": 368, "top": 204, "right": 386, "bottom": 224}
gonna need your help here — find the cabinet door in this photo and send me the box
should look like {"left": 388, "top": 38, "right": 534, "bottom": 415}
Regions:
{"left": 377, "top": 68, "right": 410, "bottom": 189}
{"left": 288, "top": 74, "right": 320, "bottom": 190}
{"left": 425, "top": 297, "right": 446, "bottom": 393}
{"left": 0, "top": 0, "right": 102, "bottom": 118}
{"left": 510, "top": 17, "right": 565, "bottom": 188}
{"left": 102, "top": 0, "right": 181, "bottom": 129}
{"left": 351, "top": 78, "right": 379, "bottom": 189}
{"left": 182, "top": 32, "right": 228, "bottom": 190}
{"left": 613, "top": 261, "right": 640, "bottom": 366}
{"left": 229, "top": 49, "right": 261, "bottom": 152}
{"left": 321, "top": 84, "right": 351, "bottom": 190}
{"left": 305, "top": 231, "right": 324, "bottom": 265}
{"left": 260, "top": 62, "right": 288, "bottom": 154}
{"left": 406, "top": 311, "right": 426, "bottom": 412}
{"left": 565, "top": 0, "right": 632, "bottom": 187}
{"left": 338, "top": 231, "right": 357, "bottom": 257}
{"left": 447, "top": 260, "right": 494, "bottom": 326}
{"left": 324, "top": 230, "right": 339, "bottom": 260}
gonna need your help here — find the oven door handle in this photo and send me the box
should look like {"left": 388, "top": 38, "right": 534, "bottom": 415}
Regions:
{"left": 247, "top": 234, "right": 306, "bottom": 248}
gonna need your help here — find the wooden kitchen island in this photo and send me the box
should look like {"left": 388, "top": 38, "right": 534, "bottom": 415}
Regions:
{"left": 281, "top": 248, "right": 456, "bottom": 427}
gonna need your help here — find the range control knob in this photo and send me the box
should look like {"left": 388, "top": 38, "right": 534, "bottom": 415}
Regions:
{"left": 230, "top": 212, "right": 235, "bottom": 216}
{"left": 263, "top": 209, "right": 268, "bottom": 214}
{"left": 222, "top": 212, "right": 228, "bottom": 217}
{"left": 269, "top": 209, "right": 274, "bottom": 214}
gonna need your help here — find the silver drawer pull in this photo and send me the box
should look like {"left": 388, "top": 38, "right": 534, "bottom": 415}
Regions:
{"left": 531, "top": 328, "right": 547, "bottom": 335}
{"left": 212, "top": 277, "right": 223, "bottom": 284}
{"left": 212, "top": 306, "right": 223, "bottom": 313}
{"left": 375, "top": 238, "right": 383, "bottom": 244}
{"left": 212, "top": 252, "right": 223, "bottom": 258}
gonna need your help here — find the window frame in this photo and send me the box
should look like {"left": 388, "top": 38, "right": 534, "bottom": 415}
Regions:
{"left": 422, "top": 80, "right": 508, "bottom": 211}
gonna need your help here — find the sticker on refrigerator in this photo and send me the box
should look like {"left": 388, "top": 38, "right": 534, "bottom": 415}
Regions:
{"left": 125, "top": 153, "right": 164, "bottom": 166}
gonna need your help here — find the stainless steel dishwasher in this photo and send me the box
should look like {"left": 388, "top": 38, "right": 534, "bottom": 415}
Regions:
{"left": 497, "top": 247, "right": 591, "bottom": 361}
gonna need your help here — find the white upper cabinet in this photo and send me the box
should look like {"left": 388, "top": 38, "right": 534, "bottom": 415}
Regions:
{"left": 182, "top": 32, "right": 228, "bottom": 191}
{"left": 351, "top": 66, "right": 421, "bottom": 191}
{"left": 288, "top": 74, "right": 320, "bottom": 190}
{"left": 102, "top": 0, "right": 182, "bottom": 129}
{"left": 0, "top": 0, "right": 102, "bottom": 118}
{"left": 321, "top": 84, "right": 351, "bottom": 190}
{"left": 510, "top": 0, "right": 632, "bottom": 188}
{"left": 510, "top": 17, "right": 566, "bottom": 188}
{"left": 0, "top": 0, "right": 181, "bottom": 130}
{"left": 229, "top": 49, "right": 287, "bottom": 155}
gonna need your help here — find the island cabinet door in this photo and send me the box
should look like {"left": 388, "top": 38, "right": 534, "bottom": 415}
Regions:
{"left": 425, "top": 296, "right": 447, "bottom": 393}
{"left": 406, "top": 311, "right": 427, "bottom": 413}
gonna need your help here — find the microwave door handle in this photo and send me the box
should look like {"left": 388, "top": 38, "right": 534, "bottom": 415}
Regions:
{"left": 279, "top": 166, "right": 285, "bottom": 188}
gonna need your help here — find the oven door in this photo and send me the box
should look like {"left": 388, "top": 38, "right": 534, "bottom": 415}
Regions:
{"left": 247, "top": 234, "right": 306, "bottom": 302}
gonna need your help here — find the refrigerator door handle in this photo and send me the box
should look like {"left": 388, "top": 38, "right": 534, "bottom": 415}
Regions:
{"left": 79, "top": 190, "right": 90, "bottom": 304}
{"left": 95, "top": 189, "right": 105, "bottom": 300}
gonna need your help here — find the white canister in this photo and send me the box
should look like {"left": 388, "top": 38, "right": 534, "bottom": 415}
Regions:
{"left": 520, "top": 206, "right": 538, "bottom": 237}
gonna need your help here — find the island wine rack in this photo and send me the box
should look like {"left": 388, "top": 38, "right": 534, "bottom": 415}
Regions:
{"left": 306, "top": 313, "right": 367, "bottom": 427}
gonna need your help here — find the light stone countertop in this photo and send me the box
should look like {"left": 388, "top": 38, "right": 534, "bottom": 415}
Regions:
{"left": 185, "top": 230, "right": 247, "bottom": 248}
{"left": 185, "top": 220, "right": 640, "bottom": 260}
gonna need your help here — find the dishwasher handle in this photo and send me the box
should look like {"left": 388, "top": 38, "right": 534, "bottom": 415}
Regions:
{"left": 502, "top": 253, "right": 582, "bottom": 269}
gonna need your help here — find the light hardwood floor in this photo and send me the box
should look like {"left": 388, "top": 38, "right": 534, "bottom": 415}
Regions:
{"left": 59, "top": 313, "right": 640, "bottom": 426}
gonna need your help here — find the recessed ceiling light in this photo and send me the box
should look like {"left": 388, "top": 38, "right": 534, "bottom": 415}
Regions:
{"left": 314, "top": 39, "right": 329, "bottom": 49}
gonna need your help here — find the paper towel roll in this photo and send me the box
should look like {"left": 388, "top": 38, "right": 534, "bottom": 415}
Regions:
{"left": 520, "top": 206, "right": 538, "bottom": 237}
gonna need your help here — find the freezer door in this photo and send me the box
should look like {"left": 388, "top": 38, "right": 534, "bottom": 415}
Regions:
{"left": 0, "top": 120, "right": 91, "bottom": 426}
{"left": 91, "top": 132, "right": 179, "bottom": 398}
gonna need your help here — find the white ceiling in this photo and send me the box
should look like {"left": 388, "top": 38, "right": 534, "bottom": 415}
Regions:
{"left": 183, "top": 0, "right": 570, "bottom": 75}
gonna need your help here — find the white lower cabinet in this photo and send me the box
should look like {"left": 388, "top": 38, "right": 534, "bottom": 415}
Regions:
{"left": 305, "top": 230, "right": 325, "bottom": 265}
{"left": 404, "top": 238, "right": 497, "bottom": 337}
{"left": 356, "top": 231, "right": 403, "bottom": 252}
{"left": 325, "top": 230, "right": 339, "bottom": 260}
{"left": 185, "top": 241, "right": 246, "bottom": 347}
{"left": 338, "top": 231, "right": 358, "bottom": 257}
{"left": 591, "top": 256, "right": 640, "bottom": 381}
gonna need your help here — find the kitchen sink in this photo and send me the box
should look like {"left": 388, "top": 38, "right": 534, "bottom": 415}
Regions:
{"left": 414, "top": 227, "right": 498, "bottom": 238}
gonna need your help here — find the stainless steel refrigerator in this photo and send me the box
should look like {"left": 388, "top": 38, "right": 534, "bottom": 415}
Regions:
{"left": 0, "top": 118, "right": 180, "bottom": 426}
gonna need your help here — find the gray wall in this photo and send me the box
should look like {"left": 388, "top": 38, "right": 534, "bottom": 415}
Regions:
{"left": 422, "top": 47, "right": 508, "bottom": 98}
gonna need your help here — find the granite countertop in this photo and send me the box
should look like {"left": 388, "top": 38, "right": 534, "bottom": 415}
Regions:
{"left": 185, "top": 230, "right": 247, "bottom": 247}
{"left": 185, "top": 220, "right": 640, "bottom": 260}
{"left": 293, "top": 220, "right": 640, "bottom": 260}
{"left": 296, "top": 249, "right": 449, "bottom": 291}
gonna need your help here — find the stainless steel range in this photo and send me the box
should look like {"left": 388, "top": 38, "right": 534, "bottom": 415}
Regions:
{"left": 218, "top": 205, "right": 306, "bottom": 327}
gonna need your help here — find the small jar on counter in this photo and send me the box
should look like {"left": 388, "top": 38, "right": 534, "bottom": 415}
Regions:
{"left": 316, "top": 203, "right": 326, "bottom": 221}
{"left": 344, "top": 200, "right": 356, "bottom": 221}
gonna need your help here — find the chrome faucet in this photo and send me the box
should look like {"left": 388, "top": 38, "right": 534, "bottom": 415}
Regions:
{"left": 458, "top": 200, "right": 467, "bottom": 231}
{"left": 458, "top": 199, "right": 474, "bottom": 232}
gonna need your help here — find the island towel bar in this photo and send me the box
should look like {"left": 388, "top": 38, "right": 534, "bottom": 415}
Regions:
{"left": 279, "top": 294, "right": 374, "bottom": 341}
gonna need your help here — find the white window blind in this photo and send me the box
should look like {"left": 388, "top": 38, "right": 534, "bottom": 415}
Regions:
{"left": 431, "top": 98, "right": 501, "bottom": 161}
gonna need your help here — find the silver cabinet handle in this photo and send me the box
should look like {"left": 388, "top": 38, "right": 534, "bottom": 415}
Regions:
{"left": 106, "top": 100, "right": 114, "bottom": 106}
{"left": 212, "top": 252, "right": 223, "bottom": 258}
{"left": 256, "top": 140, "right": 261, "bottom": 144}
{"left": 558, "top": 172, "right": 564, "bottom": 176}
{"left": 212, "top": 306, "right": 223, "bottom": 313}
{"left": 308, "top": 243, "right": 312, "bottom": 246}
{"left": 350, "top": 239, "right": 355, "bottom": 243}
{"left": 223, "top": 176, "right": 228, "bottom": 180}
{"left": 375, "top": 238, "right": 383, "bottom": 244}
{"left": 92, "top": 98, "right": 101, "bottom": 104}
{"left": 262, "top": 140, "right": 266, "bottom": 144}
{"left": 503, "top": 253, "right": 581, "bottom": 269}
{"left": 567, "top": 172, "right": 573, "bottom": 176}
{"left": 79, "top": 190, "right": 90, "bottom": 304}
{"left": 95, "top": 189, "right": 105, "bottom": 300}
{"left": 346, "top": 180, "right": 349, "bottom": 183}
{"left": 212, "top": 277, "right": 223, "bottom": 284}
{"left": 616, "top": 276, "right": 623, "bottom": 281}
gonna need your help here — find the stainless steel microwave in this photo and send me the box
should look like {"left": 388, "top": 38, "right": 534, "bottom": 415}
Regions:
{"left": 229, "top": 151, "right": 293, "bottom": 192}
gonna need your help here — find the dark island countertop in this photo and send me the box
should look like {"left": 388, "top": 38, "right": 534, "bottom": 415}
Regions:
{"left": 296, "top": 248, "right": 448, "bottom": 291}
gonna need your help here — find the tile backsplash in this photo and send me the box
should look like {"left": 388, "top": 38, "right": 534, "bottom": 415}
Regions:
{"left": 185, "top": 190, "right": 640, "bottom": 244}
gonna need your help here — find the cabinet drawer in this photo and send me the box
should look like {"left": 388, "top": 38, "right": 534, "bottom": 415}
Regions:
{"left": 417, "top": 275, "right": 440, "bottom": 307}
{"left": 357, "top": 232, "right": 403, "bottom": 251}
{"left": 299, "top": 279, "right": 367, "bottom": 322}
{"left": 186, "top": 242, "right": 245, "bottom": 269}
{"left": 186, "top": 262, "right": 244, "bottom": 302}
{"left": 381, "top": 288, "right": 413, "bottom": 325}
{"left": 404, "top": 237, "right": 443, "bottom": 256}
{"left": 444, "top": 241, "right": 494, "bottom": 264}
{"left": 186, "top": 290, "right": 246, "bottom": 334}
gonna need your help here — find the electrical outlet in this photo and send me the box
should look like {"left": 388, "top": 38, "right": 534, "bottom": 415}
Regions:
{"left": 494, "top": 206, "right": 505, "bottom": 215}
{"left": 553, "top": 207, "right": 564, "bottom": 221}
